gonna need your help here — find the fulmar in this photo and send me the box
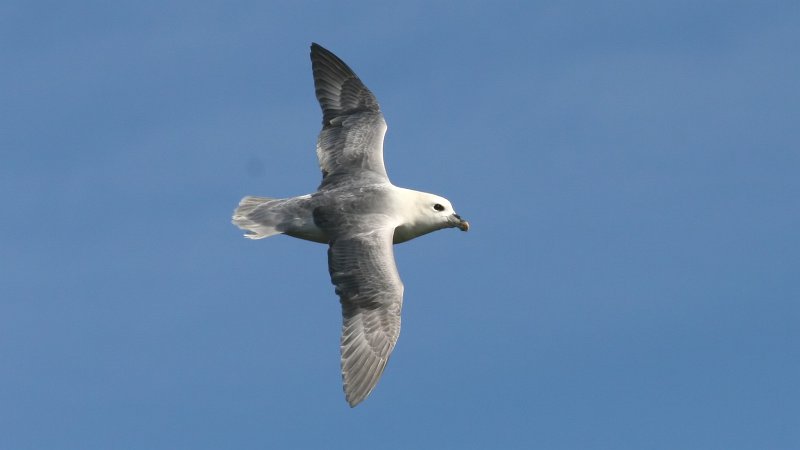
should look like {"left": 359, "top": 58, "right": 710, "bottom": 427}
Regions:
{"left": 232, "top": 43, "right": 469, "bottom": 407}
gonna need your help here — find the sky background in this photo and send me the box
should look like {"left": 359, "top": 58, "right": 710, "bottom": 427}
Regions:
{"left": 2, "top": 1, "right": 799, "bottom": 449}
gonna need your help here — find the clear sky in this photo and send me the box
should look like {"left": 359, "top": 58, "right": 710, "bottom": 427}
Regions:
{"left": 2, "top": 1, "right": 798, "bottom": 449}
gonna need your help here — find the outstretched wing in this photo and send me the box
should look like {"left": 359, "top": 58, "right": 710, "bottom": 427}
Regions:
{"left": 310, "top": 43, "right": 389, "bottom": 188}
{"left": 315, "top": 207, "right": 403, "bottom": 407}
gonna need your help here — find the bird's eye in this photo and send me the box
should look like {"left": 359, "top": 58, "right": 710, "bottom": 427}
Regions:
{"left": 433, "top": 203, "right": 445, "bottom": 212}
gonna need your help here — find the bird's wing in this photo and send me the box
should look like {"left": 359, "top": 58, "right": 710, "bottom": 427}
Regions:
{"left": 315, "top": 207, "right": 403, "bottom": 407}
{"left": 310, "top": 43, "right": 389, "bottom": 188}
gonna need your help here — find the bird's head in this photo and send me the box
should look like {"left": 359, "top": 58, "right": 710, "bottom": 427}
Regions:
{"left": 419, "top": 193, "right": 469, "bottom": 232}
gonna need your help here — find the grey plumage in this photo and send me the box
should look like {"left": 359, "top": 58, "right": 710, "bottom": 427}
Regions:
{"left": 233, "top": 43, "right": 468, "bottom": 407}
{"left": 311, "top": 42, "right": 389, "bottom": 188}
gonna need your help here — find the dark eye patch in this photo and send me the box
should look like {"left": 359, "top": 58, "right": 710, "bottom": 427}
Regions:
{"left": 433, "top": 203, "right": 445, "bottom": 212}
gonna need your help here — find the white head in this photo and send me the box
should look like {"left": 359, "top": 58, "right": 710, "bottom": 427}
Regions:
{"left": 394, "top": 190, "right": 469, "bottom": 244}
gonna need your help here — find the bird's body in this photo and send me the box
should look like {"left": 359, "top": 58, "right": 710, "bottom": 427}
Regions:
{"left": 233, "top": 43, "right": 468, "bottom": 406}
{"left": 235, "top": 185, "right": 462, "bottom": 245}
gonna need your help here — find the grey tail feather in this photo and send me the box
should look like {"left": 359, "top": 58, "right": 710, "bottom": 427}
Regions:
{"left": 232, "top": 196, "right": 285, "bottom": 239}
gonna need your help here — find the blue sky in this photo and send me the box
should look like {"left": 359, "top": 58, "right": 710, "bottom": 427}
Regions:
{"left": 2, "top": 1, "right": 798, "bottom": 449}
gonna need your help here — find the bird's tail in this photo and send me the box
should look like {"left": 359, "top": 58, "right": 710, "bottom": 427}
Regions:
{"left": 232, "top": 196, "right": 287, "bottom": 239}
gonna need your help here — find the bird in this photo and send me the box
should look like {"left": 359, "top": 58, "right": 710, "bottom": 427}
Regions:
{"left": 232, "top": 43, "right": 469, "bottom": 407}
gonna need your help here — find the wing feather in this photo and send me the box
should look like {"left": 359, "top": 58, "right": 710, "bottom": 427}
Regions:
{"left": 310, "top": 43, "right": 389, "bottom": 187}
{"left": 323, "top": 219, "right": 403, "bottom": 407}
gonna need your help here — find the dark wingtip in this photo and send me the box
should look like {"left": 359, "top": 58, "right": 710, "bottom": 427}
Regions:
{"left": 310, "top": 42, "right": 339, "bottom": 64}
{"left": 345, "top": 391, "right": 365, "bottom": 408}
{"left": 309, "top": 42, "right": 379, "bottom": 124}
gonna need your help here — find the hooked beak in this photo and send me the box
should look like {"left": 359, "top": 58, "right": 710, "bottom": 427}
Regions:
{"left": 449, "top": 213, "right": 470, "bottom": 232}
